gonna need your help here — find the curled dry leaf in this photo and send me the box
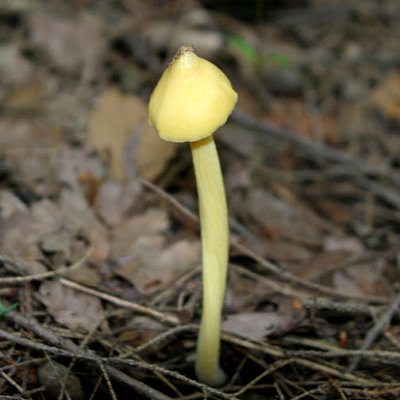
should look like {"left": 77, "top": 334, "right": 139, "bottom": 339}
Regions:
{"left": 0, "top": 199, "right": 62, "bottom": 274}
{"left": 59, "top": 189, "right": 110, "bottom": 261}
{"left": 88, "top": 88, "right": 176, "bottom": 182}
{"left": 117, "top": 239, "right": 200, "bottom": 296}
{"left": 40, "top": 280, "right": 105, "bottom": 331}
{"left": 112, "top": 208, "right": 200, "bottom": 295}
{"left": 0, "top": 188, "right": 109, "bottom": 273}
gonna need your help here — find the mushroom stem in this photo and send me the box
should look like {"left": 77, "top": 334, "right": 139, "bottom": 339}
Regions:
{"left": 190, "top": 136, "right": 228, "bottom": 386}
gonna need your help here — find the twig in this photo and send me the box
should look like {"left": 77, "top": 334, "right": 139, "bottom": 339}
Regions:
{"left": 59, "top": 278, "right": 179, "bottom": 326}
{"left": 97, "top": 360, "right": 117, "bottom": 400}
{"left": 233, "top": 242, "right": 388, "bottom": 304}
{"left": 231, "top": 109, "right": 400, "bottom": 186}
{"left": 0, "top": 328, "right": 239, "bottom": 400}
{"left": 0, "top": 248, "right": 93, "bottom": 285}
{"left": 232, "top": 263, "right": 383, "bottom": 317}
{"left": 230, "top": 110, "right": 400, "bottom": 209}
{"left": 58, "top": 312, "right": 108, "bottom": 400}
{"left": 285, "top": 348, "right": 400, "bottom": 364}
{"left": 233, "top": 359, "right": 292, "bottom": 396}
{"left": 119, "top": 324, "right": 195, "bottom": 358}
{"left": 0, "top": 369, "right": 26, "bottom": 395}
{"left": 1, "top": 312, "right": 173, "bottom": 400}
{"left": 346, "top": 291, "right": 400, "bottom": 373}
{"left": 289, "top": 387, "right": 321, "bottom": 400}
{"left": 1, "top": 312, "right": 239, "bottom": 400}
{"left": 140, "top": 178, "right": 258, "bottom": 243}
{"left": 220, "top": 333, "right": 371, "bottom": 384}
{"left": 44, "top": 354, "right": 72, "bottom": 400}
{"left": 149, "top": 265, "right": 200, "bottom": 307}
{"left": 142, "top": 178, "right": 389, "bottom": 304}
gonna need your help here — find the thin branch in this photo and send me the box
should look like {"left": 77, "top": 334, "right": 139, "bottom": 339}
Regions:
{"left": 59, "top": 278, "right": 179, "bottom": 326}
{"left": 231, "top": 109, "right": 400, "bottom": 186}
{"left": 346, "top": 291, "right": 400, "bottom": 373}
{"left": 0, "top": 248, "right": 93, "bottom": 285}
{"left": 142, "top": 178, "right": 389, "bottom": 304}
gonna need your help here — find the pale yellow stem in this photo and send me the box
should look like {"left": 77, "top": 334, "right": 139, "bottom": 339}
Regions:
{"left": 190, "top": 136, "right": 228, "bottom": 386}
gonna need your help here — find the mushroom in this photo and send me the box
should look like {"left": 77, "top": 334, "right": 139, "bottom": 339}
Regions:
{"left": 148, "top": 46, "right": 238, "bottom": 386}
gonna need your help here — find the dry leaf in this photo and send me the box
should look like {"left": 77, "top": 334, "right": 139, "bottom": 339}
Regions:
{"left": 260, "top": 238, "right": 312, "bottom": 261}
{"left": 222, "top": 312, "right": 297, "bottom": 339}
{"left": 88, "top": 88, "right": 175, "bottom": 181}
{"left": 59, "top": 189, "right": 110, "bottom": 261}
{"left": 40, "top": 280, "right": 105, "bottom": 331}
{"left": 332, "top": 272, "right": 364, "bottom": 297}
{"left": 112, "top": 208, "right": 169, "bottom": 250}
{"left": 115, "top": 231, "right": 200, "bottom": 296}
{"left": 112, "top": 208, "right": 200, "bottom": 294}
{"left": 323, "top": 236, "right": 364, "bottom": 254}
{"left": 291, "top": 251, "right": 350, "bottom": 280}
{"left": 118, "top": 316, "right": 165, "bottom": 350}
{"left": 0, "top": 190, "right": 27, "bottom": 219}
{"left": 0, "top": 44, "right": 34, "bottom": 85}
{"left": 41, "top": 231, "right": 73, "bottom": 260}
{"left": 95, "top": 180, "right": 141, "bottom": 226}
{"left": 247, "top": 188, "right": 323, "bottom": 245}
{"left": 226, "top": 268, "right": 269, "bottom": 310}
{"left": 0, "top": 199, "right": 61, "bottom": 273}
{"left": 38, "top": 361, "right": 84, "bottom": 400}
{"left": 347, "top": 262, "right": 385, "bottom": 296}
{"left": 29, "top": 12, "right": 105, "bottom": 79}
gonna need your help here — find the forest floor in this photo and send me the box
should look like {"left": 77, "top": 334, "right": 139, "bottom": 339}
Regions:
{"left": 0, "top": 0, "right": 400, "bottom": 399}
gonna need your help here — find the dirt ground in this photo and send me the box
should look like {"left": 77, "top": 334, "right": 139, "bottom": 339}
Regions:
{"left": 1, "top": 0, "right": 400, "bottom": 399}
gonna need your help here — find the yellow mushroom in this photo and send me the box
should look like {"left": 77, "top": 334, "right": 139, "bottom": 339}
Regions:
{"left": 148, "top": 46, "right": 238, "bottom": 386}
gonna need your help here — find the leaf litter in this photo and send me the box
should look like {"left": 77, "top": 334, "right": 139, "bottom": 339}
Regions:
{"left": 0, "top": 1, "right": 399, "bottom": 399}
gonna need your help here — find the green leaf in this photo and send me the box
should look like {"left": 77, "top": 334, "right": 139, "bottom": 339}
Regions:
{"left": 227, "top": 35, "right": 258, "bottom": 63}
{"left": 0, "top": 297, "right": 19, "bottom": 316}
{"left": 265, "top": 53, "right": 289, "bottom": 67}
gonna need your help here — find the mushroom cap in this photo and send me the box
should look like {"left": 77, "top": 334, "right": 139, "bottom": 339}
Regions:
{"left": 148, "top": 47, "right": 238, "bottom": 143}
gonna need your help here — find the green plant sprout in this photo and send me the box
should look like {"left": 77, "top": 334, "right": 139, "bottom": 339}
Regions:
{"left": 0, "top": 298, "right": 19, "bottom": 317}
{"left": 227, "top": 35, "right": 289, "bottom": 68}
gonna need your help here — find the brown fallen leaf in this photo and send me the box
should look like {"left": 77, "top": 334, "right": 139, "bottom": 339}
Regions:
{"left": 40, "top": 280, "right": 105, "bottom": 331}
{"left": 247, "top": 188, "right": 323, "bottom": 246}
{"left": 222, "top": 311, "right": 299, "bottom": 340}
{"left": 0, "top": 199, "right": 62, "bottom": 274}
{"left": 226, "top": 267, "right": 270, "bottom": 310}
{"left": 88, "top": 88, "right": 176, "bottom": 182}
{"left": 29, "top": 11, "right": 105, "bottom": 79}
{"left": 95, "top": 180, "right": 141, "bottom": 227}
{"left": 59, "top": 188, "right": 110, "bottom": 262}
{"left": 332, "top": 272, "right": 365, "bottom": 297}
{"left": 323, "top": 236, "right": 364, "bottom": 254}
{"left": 112, "top": 208, "right": 200, "bottom": 294}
